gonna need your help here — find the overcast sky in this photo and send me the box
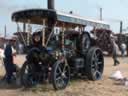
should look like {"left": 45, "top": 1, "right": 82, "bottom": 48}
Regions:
{"left": 0, "top": 0, "right": 128, "bottom": 36}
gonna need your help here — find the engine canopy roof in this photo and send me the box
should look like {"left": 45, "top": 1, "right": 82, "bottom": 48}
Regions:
{"left": 12, "top": 9, "right": 110, "bottom": 29}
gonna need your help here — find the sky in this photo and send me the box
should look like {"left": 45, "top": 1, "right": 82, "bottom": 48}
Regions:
{"left": 0, "top": 0, "right": 128, "bottom": 36}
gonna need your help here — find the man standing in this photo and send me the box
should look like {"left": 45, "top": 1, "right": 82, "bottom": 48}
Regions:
{"left": 111, "top": 36, "right": 120, "bottom": 66}
{"left": 4, "top": 41, "right": 16, "bottom": 83}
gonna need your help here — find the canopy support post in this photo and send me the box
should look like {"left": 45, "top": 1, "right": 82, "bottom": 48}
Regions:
{"left": 42, "top": 19, "right": 46, "bottom": 47}
{"left": 16, "top": 22, "right": 27, "bottom": 46}
{"left": 62, "top": 23, "right": 65, "bottom": 49}
{"left": 27, "top": 20, "right": 31, "bottom": 46}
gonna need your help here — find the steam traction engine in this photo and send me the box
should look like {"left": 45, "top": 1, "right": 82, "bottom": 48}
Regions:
{"left": 12, "top": 9, "right": 109, "bottom": 90}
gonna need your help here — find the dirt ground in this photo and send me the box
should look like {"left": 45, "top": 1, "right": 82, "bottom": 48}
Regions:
{"left": 0, "top": 55, "right": 128, "bottom": 96}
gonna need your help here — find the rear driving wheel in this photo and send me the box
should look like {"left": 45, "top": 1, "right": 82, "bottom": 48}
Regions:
{"left": 52, "top": 59, "right": 70, "bottom": 90}
{"left": 20, "top": 61, "right": 40, "bottom": 87}
{"left": 85, "top": 47, "right": 104, "bottom": 80}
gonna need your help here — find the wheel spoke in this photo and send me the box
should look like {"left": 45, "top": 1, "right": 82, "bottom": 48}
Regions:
{"left": 58, "top": 66, "right": 62, "bottom": 73}
{"left": 63, "top": 65, "right": 66, "bottom": 73}
{"left": 60, "top": 78, "right": 65, "bottom": 86}
{"left": 63, "top": 70, "right": 67, "bottom": 76}
{"left": 91, "top": 61, "right": 95, "bottom": 67}
{"left": 96, "top": 52, "right": 100, "bottom": 58}
{"left": 94, "top": 53, "right": 97, "bottom": 59}
{"left": 56, "top": 77, "right": 65, "bottom": 88}
{"left": 92, "top": 53, "right": 97, "bottom": 62}
{"left": 56, "top": 72, "right": 61, "bottom": 77}
{"left": 63, "top": 64, "right": 68, "bottom": 73}
{"left": 98, "top": 61, "right": 102, "bottom": 65}
{"left": 56, "top": 76, "right": 61, "bottom": 81}
{"left": 92, "top": 56, "right": 95, "bottom": 61}
{"left": 56, "top": 78, "right": 61, "bottom": 87}
{"left": 63, "top": 75, "right": 67, "bottom": 79}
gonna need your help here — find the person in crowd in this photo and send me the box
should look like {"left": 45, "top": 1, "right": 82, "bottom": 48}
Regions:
{"left": 111, "top": 35, "right": 120, "bottom": 66}
{"left": 32, "top": 32, "right": 48, "bottom": 51}
{"left": 4, "top": 41, "right": 16, "bottom": 83}
{"left": 120, "top": 43, "right": 126, "bottom": 57}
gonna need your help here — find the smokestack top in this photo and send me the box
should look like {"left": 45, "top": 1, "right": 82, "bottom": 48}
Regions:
{"left": 48, "top": 0, "right": 55, "bottom": 9}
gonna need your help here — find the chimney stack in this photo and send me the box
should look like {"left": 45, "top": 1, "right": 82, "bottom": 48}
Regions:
{"left": 48, "top": 0, "right": 55, "bottom": 9}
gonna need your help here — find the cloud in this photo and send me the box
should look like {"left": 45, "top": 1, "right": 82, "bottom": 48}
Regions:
{"left": 0, "top": 0, "right": 45, "bottom": 35}
{"left": 0, "top": 0, "right": 42, "bottom": 14}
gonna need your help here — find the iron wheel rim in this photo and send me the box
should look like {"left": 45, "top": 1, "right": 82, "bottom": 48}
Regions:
{"left": 91, "top": 49, "right": 104, "bottom": 80}
{"left": 22, "top": 63, "right": 39, "bottom": 87}
{"left": 53, "top": 60, "right": 70, "bottom": 89}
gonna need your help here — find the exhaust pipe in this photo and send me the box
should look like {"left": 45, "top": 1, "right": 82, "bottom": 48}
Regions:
{"left": 48, "top": 0, "right": 55, "bottom": 9}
